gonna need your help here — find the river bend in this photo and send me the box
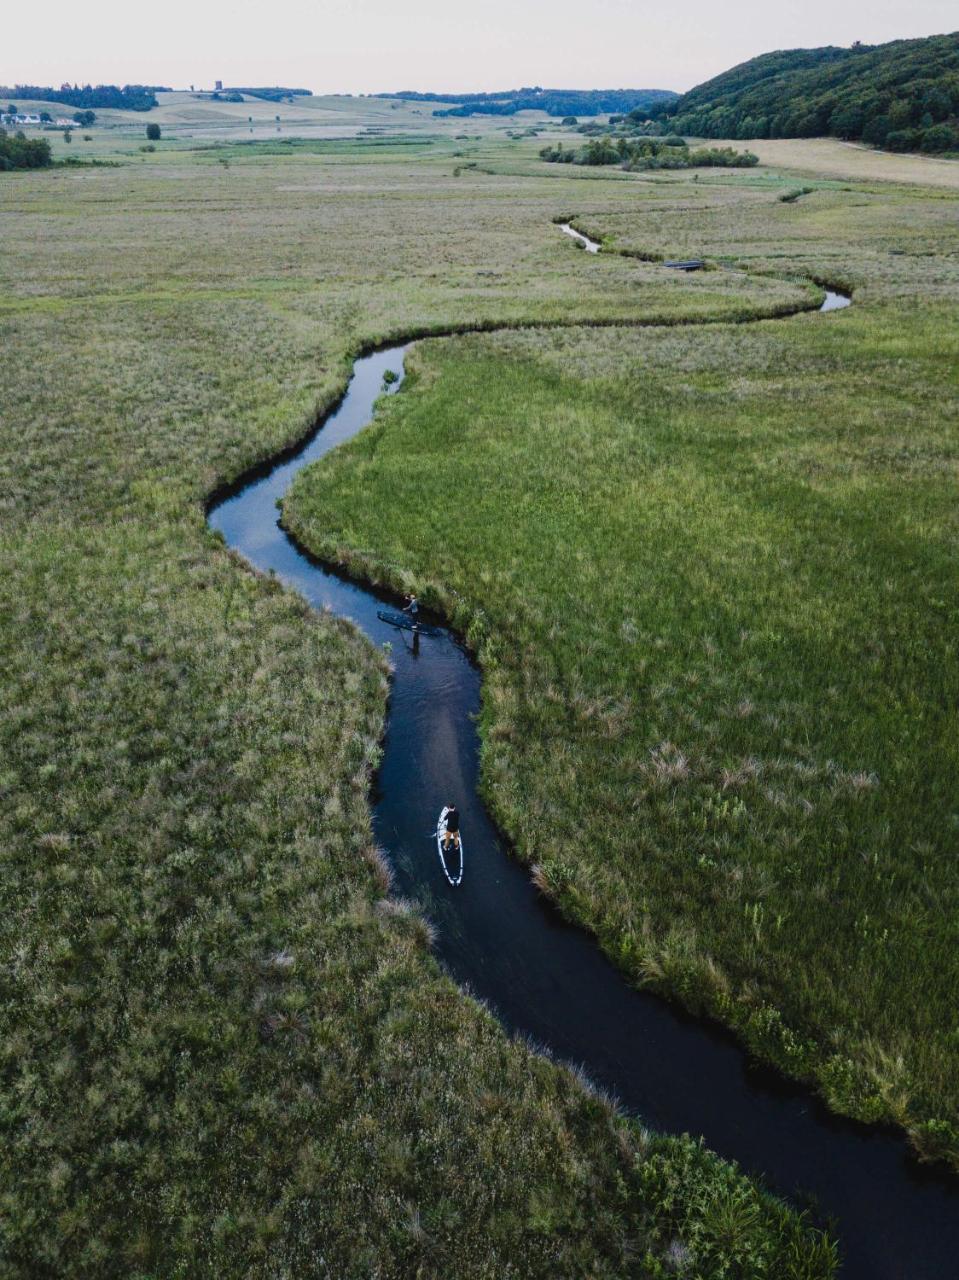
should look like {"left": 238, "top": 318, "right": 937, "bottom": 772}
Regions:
{"left": 208, "top": 227, "right": 959, "bottom": 1279}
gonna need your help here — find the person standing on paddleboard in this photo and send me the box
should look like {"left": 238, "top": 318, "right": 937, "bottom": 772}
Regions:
{"left": 402, "top": 594, "right": 420, "bottom": 629}
{"left": 443, "top": 803, "right": 461, "bottom": 854}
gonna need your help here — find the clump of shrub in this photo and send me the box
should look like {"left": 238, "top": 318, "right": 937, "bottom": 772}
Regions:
{"left": 639, "top": 1135, "right": 839, "bottom": 1276}
{"left": 540, "top": 135, "right": 758, "bottom": 171}
{"left": 918, "top": 123, "right": 959, "bottom": 152}
{"left": 0, "top": 129, "right": 52, "bottom": 170}
{"left": 881, "top": 121, "right": 959, "bottom": 153}
{"left": 146, "top": 122, "right": 161, "bottom": 141}
{"left": 669, "top": 145, "right": 758, "bottom": 169}
{"left": 779, "top": 186, "right": 814, "bottom": 203}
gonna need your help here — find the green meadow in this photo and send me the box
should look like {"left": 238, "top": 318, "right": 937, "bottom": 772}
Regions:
{"left": 0, "top": 133, "right": 843, "bottom": 1275}
{"left": 285, "top": 171, "right": 959, "bottom": 1166}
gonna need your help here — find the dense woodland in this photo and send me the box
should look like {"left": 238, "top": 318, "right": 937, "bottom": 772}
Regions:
{"left": 380, "top": 87, "right": 678, "bottom": 117}
{"left": 0, "top": 84, "right": 165, "bottom": 111}
{"left": 651, "top": 32, "right": 959, "bottom": 152}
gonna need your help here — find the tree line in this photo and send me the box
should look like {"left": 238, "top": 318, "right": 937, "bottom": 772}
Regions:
{"left": 223, "top": 87, "right": 313, "bottom": 102}
{"left": 0, "top": 84, "right": 166, "bottom": 111}
{"left": 540, "top": 135, "right": 759, "bottom": 170}
{"left": 378, "top": 87, "right": 679, "bottom": 118}
{"left": 649, "top": 33, "right": 959, "bottom": 153}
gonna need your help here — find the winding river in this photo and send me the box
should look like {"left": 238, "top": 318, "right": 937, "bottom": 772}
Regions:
{"left": 208, "top": 228, "right": 959, "bottom": 1278}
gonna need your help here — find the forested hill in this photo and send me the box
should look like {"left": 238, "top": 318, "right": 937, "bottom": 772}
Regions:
{"left": 377, "top": 88, "right": 678, "bottom": 118}
{"left": 0, "top": 84, "right": 166, "bottom": 111}
{"left": 653, "top": 31, "right": 959, "bottom": 152}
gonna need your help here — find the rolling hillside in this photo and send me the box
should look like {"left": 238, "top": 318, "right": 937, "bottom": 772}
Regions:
{"left": 653, "top": 31, "right": 959, "bottom": 152}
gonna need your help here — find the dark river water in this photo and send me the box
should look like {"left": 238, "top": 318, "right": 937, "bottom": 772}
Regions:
{"left": 208, "top": 240, "right": 959, "bottom": 1278}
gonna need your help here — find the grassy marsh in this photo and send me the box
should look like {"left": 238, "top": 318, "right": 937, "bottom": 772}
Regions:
{"left": 284, "top": 176, "right": 959, "bottom": 1166}
{"left": 0, "top": 140, "right": 838, "bottom": 1274}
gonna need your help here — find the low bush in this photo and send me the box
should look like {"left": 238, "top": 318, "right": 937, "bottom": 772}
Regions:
{"left": 540, "top": 135, "right": 758, "bottom": 170}
{"left": 0, "top": 129, "right": 52, "bottom": 170}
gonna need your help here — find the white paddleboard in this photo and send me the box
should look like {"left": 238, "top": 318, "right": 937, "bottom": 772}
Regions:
{"left": 436, "top": 807, "right": 464, "bottom": 886}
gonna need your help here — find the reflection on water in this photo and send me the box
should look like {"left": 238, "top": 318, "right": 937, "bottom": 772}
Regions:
{"left": 821, "top": 288, "right": 852, "bottom": 311}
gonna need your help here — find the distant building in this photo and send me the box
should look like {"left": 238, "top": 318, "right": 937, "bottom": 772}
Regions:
{"left": 1, "top": 113, "right": 42, "bottom": 126}
{"left": 215, "top": 80, "right": 223, "bottom": 91}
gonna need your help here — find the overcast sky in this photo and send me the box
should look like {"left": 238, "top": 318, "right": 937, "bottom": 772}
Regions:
{"left": 3, "top": 1, "right": 955, "bottom": 95}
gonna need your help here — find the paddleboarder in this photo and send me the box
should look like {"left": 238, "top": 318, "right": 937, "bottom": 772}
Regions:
{"left": 442, "top": 803, "right": 461, "bottom": 855}
{"left": 402, "top": 594, "right": 420, "bottom": 629}
{"left": 436, "top": 805, "right": 464, "bottom": 886}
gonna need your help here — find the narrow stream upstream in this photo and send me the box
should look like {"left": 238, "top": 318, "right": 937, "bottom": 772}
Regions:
{"left": 208, "top": 231, "right": 959, "bottom": 1278}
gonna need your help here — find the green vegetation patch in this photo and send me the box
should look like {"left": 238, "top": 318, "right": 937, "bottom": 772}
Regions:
{"left": 379, "top": 88, "right": 679, "bottom": 118}
{"left": 190, "top": 135, "right": 439, "bottom": 161}
{"left": 0, "top": 128, "right": 52, "bottom": 170}
{"left": 541, "top": 136, "right": 758, "bottom": 170}
{"left": 0, "top": 83, "right": 163, "bottom": 111}
{"left": 285, "top": 283, "right": 959, "bottom": 1166}
{"left": 4, "top": 514, "right": 831, "bottom": 1276}
{"left": 0, "top": 143, "right": 836, "bottom": 1275}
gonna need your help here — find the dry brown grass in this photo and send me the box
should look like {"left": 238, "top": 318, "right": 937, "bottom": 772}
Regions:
{"left": 701, "top": 136, "right": 959, "bottom": 188}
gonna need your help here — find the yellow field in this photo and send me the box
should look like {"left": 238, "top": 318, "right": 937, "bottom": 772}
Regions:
{"left": 704, "top": 135, "right": 959, "bottom": 188}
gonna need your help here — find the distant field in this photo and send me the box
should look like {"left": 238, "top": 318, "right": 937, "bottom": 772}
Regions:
{"left": 699, "top": 136, "right": 959, "bottom": 188}
{"left": 5, "top": 89, "right": 549, "bottom": 155}
{"left": 13, "top": 90, "right": 959, "bottom": 185}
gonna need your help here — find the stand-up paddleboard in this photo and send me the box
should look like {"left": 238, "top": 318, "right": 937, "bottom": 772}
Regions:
{"left": 376, "top": 609, "right": 442, "bottom": 637}
{"left": 436, "top": 807, "right": 464, "bottom": 886}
